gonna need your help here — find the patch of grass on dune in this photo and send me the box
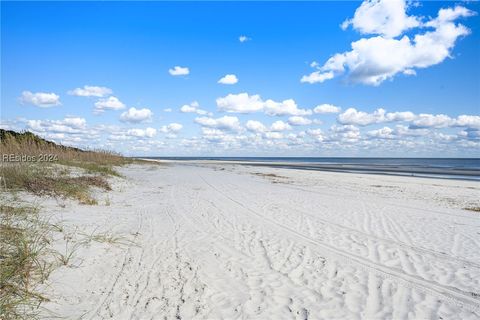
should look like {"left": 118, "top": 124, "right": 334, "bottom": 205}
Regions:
{"left": 59, "top": 160, "right": 122, "bottom": 177}
{"left": 0, "top": 130, "right": 134, "bottom": 318}
{"left": 0, "top": 129, "right": 128, "bottom": 204}
{"left": 0, "top": 163, "right": 111, "bottom": 205}
{"left": 1, "top": 129, "right": 130, "bottom": 177}
{"left": 0, "top": 201, "right": 56, "bottom": 320}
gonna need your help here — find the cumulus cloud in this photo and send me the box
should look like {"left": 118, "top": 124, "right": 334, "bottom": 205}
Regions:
{"left": 120, "top": 107, "right": 153, "bottom": 123}
{"left": 68, "top": 85, "right": 112, "bottom": 97}
{"left": 302, "top": 1, "right": 475, "bottom": 85}
{"left": 301, "top": 71, "right": 334, "bottom": 84}
{"left": 329, "top": 124, "right": 361, "bottom": 142}
{"left": 94, "top": 96, "right": 126, "bottom": 113}
{"left": 394, "top": 125, "right": 429, "bottom": 137}
{"left": 367, "top": 125, "right": 431, "bottom": 139}
{"left": 180, "top": 101, "right": 210, "bottom": 115}
{"left": 341, "top": 0, "right": 420, "bottom": 38}
{"left": 20, "top": 91, "right": 61, "bottom": 107}
{"left": 313, "top": 104, "right": 341, "bottom": 114}
{"left": 195, "top": 115, "right": 241, "bottom": 131}
{"left": 216, "top": 93, "right": 311, "bottom": 116}
{"left": 336, "top": 108, "right": 480, "bottom": 132}
{"left": 126, "top": 127, "right": 157, "bottom": 138}
{"left": 218, "top": 74, "right": 238, "bottom": 85}
{"left": 246, "top": 120, "right": 267, "bottom": 133}
{"left": 338, "top": 108, "right": 415, "bottom": 126}
{"left": 26, "top": 117, "right": 86, "bottom": 134}
{"left": 270, "top": 120, "right": 291, "bottom": 132}
{"left": 217, "top": 93, "right": 264, "bottom": 113}
{"left": 288, "top": 116, "right": 313, "bottom": 126}
{"left": 306, "top": 128, "right": 325, "bottom": 142}
{"left": 410, "top": 114, "right": 453, "bottom": 129}
{"left": 265, "top": 132, "right": 283, "bottom": 139}
{"left": 454, "top": 115, "right": 480, "bottom": 129}
{"left": 239, "top": 35, "right": 251, "bottom": 42}
{"left": 169, "top": 66, "right": 190, "bottom": 76}
{"left": 367, "top": 126, "right": 395, "bottom": 139}
{"left": 160, "top": 123, "right": 183, "bottom": 134}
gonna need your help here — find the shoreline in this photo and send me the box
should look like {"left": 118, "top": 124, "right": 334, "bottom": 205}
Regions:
{"left": 139, "top": 158, "right": 480, "bottom": 181}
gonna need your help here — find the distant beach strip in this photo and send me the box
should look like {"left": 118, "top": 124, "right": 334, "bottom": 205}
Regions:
{"left": 142, "top": 157, "right": 480, "bottom": 181}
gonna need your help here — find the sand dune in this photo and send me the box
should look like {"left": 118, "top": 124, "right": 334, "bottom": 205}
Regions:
{"left": 41, "top": 162, "right": 480, "bottom": 319}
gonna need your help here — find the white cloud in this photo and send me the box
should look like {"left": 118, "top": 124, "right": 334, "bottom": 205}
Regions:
{"left": 195, "top": 115, "right": 241, "bottom": 131}
{"left": 264, "top": 99, "right": 312, "bottom": 116}
{"left": 288, "top": 116, "right": 312, "bottom": 126}
{"left": 394, "top": 125, "right": 429, "bottom": 136}
{"left": 218, "top": 74, "right": 238, "bottom": 85}
{"left": 367, "top": 126, "right": 395, "bottom": 139}
{"left": 62, "top": 117, "right": 87, "bottom": 128}
{"left": 160, "top": 123, "right": 183, "bottom": 134}
{"left": 329, "top": 124, "right": 361, "bottom": 142}
{"left": 68, "top": 85, "right": 112, "bottom": 97}
{"left": 217, "top": 93, "right": 264, "bottom": 113}
{"left": 302, "top": 2, "right": 475, "bottom": 85}
{"left": 120, "top": 107, "right": 153, "bottom": 123}
{"left": 313, "top": 104, "right": 341, "bottom": 114}
{"left": 307, "top": 128, "right": 325, "bottom": 142}
{"left": 216, "top": 93, "right": 311, "bottom": 116}
{"left": 337, "top": 108, "right": 480, "bottom": 132}
{"left": 270, "top": 120, "right": 291, "bottom": 132}
{"left": 338, "top": 108, "right": 385, "bottom": 126}
{"left": 454, "top": 115, "right": 480, "bottom": 129}
{"left": 301, "top": 71, "right": 334, "bottom": 84}
{"left": 338, "top": 108, "right": 415, "bottom": 126}
{"left": 180, "top": 101, "right": 210, "bottom": 115}
{"left": 265, "top": 132, "right": 283, "bottom": 139}
{"left": 367, "top": 125, "right": 431, "bottom": 139}
{"left": 164, "top": 108, "right": 172, "bottom": 112}
{"left": 385, "top": 111, "right": 416, "bottom": 122}
{"left": 239, "top": 35, "right": 250, "bottom": 42}
{"left": 180, "top": 104, "right": 196, "bottom": 113}
{"left": 410, "top": 114, "right": 453, "bottom": 129}
{"left": 94, "top": 96, "right": 126, "bottom": 113}
{"left": 26, "top": 117, "right": 86, "bottom": 134}
{"left": 245, "top": 120, "right": 267, "bottom": 133}
{"left": 341, "top": 0, "right": 420, "bottom": 38}
{"left": 20, "top": 91, "right": 61, "bottom": 107}
{"left": 169, "top": 66, "right": 190, "bottom": 76}
{"left": 127, "top": 127, "right": 157, "bottom": 138}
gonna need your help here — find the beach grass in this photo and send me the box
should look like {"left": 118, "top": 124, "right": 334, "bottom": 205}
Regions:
{"left": 0, "top": 129, "right": 128, "bottom": 204}
{"left": 0, "top": 200, "right": 55, "bottom": 320}
{"left": 464, "top": 206, "right": 480, "bottom": 212}
{"left": 1, "top": 129, "right": 130, "bottom": 178}
{"left": 0, "top": 129, "right": 131, "bottom": 318}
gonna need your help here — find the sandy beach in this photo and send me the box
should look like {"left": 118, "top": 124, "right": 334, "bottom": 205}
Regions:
{"left": 33, "top": 161, "right": 480, "bottom": 319}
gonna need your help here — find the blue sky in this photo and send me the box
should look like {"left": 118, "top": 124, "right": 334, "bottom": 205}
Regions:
{"left": 1, "top": 1, "right": 479, "bottom": 157}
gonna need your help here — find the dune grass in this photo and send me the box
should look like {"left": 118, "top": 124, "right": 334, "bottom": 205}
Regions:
{"left": 0, "top": 163, "right": 111, "bottom": 205}
{"left": 0, "top": 129, "right": 128, "bottom": 204}
{"left": 0, "top": 200, "right": 55, "bottom": 320}
{"left": 1, "top": 129, "right": 130, "bottom": 178}
{"left": 0, "top": 130, "right": 131, "bottom": 318}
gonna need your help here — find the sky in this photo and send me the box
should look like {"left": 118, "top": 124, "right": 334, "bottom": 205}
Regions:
{"left": 1, "top": 0, "right": 479, "bottom": 157}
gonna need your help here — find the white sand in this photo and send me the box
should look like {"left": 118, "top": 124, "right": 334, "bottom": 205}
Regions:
{"left": 40, "top": 162, "right": 480, "bottom": 319}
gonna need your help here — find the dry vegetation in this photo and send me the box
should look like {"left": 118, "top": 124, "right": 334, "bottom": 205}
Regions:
{"left": 0, "top": 199, "right": 54, "bottom": 319}
{"left": 464, "top": 206, "right": 480, "bottom": 212}
{"left": 0, "top": 129, "right": 130, "bottom": 318}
